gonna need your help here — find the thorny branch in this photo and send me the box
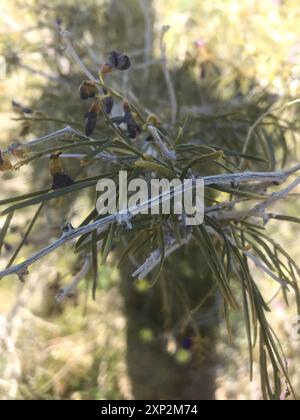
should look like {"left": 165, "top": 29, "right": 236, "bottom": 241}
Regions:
{"left": 131, "top": 167, "right": 300, "bottom": 279}
{"left": 3, "top": 126, "right": 75, "bottom": 155}
{"left": 1, "top": 26, "right": 299, "bottom": 306}
{"left": 134, "top": 225, "right": 288, "bottom": 285}
{"left": 0, "top": 20, "right": 298, "bottom": 402}
{"left": 202, "top": 164, "right": 300, "bottom": 186}
{"left": 210, "top": 172, "right": 300, "bottom": 222}
{"left": 134, "top": 170, "right": 300, "bottom": 282}
{"left": 1, "top": 165, "right": 300, "bottom": 280}
{"left": 3, "top": 123, "right": 133, "bottom": 165}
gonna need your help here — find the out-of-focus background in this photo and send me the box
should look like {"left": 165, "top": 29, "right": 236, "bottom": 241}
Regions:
{"left": 1, "top": 0, "right": 300, "bottom": 400}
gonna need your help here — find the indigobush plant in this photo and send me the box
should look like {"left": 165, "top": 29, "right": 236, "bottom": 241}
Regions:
{"left": 1, "top": 24, "right": 300, "bottom": 400}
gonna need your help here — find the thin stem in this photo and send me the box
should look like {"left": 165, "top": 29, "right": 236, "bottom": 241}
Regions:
{"left": 3, "top": 126, "right": 76, "bottom": 155}
{"left": 12, "top": 116, "right": 82, "bottom": 129}
{"left": 61, "top": 30, "right": 97, "bottom": 82}
{"left": 159, "top": 25, "right": 178, "bottom": 125}
{"left": 241, "top": 98, "right": 300, "bottom": 169}
{"left": 55, "top": 257, "right": 90, "bottom": 303}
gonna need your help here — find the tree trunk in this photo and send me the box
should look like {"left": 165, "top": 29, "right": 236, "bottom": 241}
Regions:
{"left": 120, "top": 243, "right": 217, "bottom": 400}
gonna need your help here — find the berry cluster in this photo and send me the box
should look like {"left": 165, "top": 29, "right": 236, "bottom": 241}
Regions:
{"left": 79, "top": 51, "right": 140, "bottom": 139}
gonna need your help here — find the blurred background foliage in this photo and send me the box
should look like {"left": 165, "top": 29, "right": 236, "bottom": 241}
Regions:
{"left": 1, "top": 0, "right": 300, "bottom": 400}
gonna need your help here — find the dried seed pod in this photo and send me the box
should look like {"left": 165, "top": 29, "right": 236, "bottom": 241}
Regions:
{"left": 86, "top": 81, "right": 97, "bottom": 96}
{"left": 111, "top": 102, "right": 141, "bottom": 139}
{"left": 125, "top": 114, "right": 142, "bottom": 139}
{"left": 52, "top": 173, "right": 74, "bottom": 190}
{"left": 102, "top": 95, "right": 114, "bottom": 115}
{"left": 114, "top": 52, "right": 131, "bottom": 70}
{"left": 0, "top": 151, "right": 13, "bottom": 172}
{"left": 84, "top": 112, "right": 98, "bottom": 136}
{"left": 101, "top": 51, "right": 131, "bottom": 73}
{"left": 84, "top": 101, "right": 100, "bottom": 136}
{"left": 123, "top": 104, "right": 141, "bottom": 139}
{"left": 100, "top": 63, "right": 113, "bottom": 75}
{"left": 79, "top": 83, "right": 89, "bottom": 100}
{"left": 106, "top": 51, "right": 120, "bottom": 68}
{"left": 49, "top": 152, "right": 64, "bottom": 175}
{"left": 79, "top": 81, "right": 97, "bottom": 100}
{"left": 49, "top": 152, "right": 74, "bottom": 189}
{"left": 89, "top": 101, "right": 101, "bottom": 114}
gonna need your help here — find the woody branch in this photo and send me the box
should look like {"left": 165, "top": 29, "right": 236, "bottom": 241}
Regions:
{"left": 1, "top": 165, "right": 300, "bottom": 280}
